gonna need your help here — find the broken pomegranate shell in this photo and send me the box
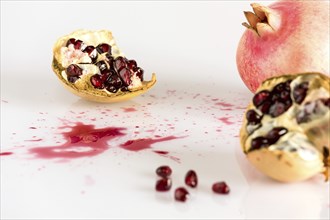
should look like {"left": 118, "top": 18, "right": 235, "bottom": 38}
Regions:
{"left": 52, "top": 30, "right": 156, "bottom": 103}
{"left": 240, "top": 72, "right": 330, "bottom": 182}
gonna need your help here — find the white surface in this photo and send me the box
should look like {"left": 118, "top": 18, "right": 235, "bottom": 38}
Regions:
{"left": 1, "top": 1, "right": 329, "bottom": 219}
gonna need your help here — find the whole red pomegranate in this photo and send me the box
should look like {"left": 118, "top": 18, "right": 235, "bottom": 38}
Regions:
{"left": 236, "top": 0, "right": 329, "bottom": 92}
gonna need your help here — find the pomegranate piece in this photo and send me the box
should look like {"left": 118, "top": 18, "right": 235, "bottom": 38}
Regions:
{"left": 155, "top": 178, "right": 172, "bottom": 192}
{"left": 96, "top": 43, "right": 111, "bottom": 54}
{"left": 156, "top": 166, "right": 172, "bottom": 178}
{"left": 90, "top": 74, "right": 104, "bottom": 89}
{"left": 185, "top": 170, "right": 198, "bottom": 188}
{"left": 174, "top": 187, "right": 189, "bottom": 202}
{"left": 212, "top": 182, "right": 230, "bottom": 194}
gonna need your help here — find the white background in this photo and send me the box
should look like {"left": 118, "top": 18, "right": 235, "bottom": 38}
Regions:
{"left": 1, "top": 1, "right": 329, "bottom": 219}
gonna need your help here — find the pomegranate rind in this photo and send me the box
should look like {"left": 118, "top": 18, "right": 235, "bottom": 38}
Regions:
{"left": 240, "top": 72, "right": 330, "bottom": 182}
{"left": 52, "top": 30, "right": 156, "bottom": 103}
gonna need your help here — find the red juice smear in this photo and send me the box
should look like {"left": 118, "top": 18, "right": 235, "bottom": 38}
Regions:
{"left": 153, "top": 150, "right": 169, "bottom": 155}
{"left": 29, "top": 127, "right": 37, "bottom": 129}
{"left": 120, "top": 136, "right": 182, "bottom": 151}
{"left": 218, "top": 117, "right": 234, "bottom": 125}
{"left": 25, "top": 138, "right": 43, "bottom": 142}
{"left": 0, "top": 152, "right": 13, "bottom": 156}
{"left": 29, "top": 122, "right": 126, "bottom": 159}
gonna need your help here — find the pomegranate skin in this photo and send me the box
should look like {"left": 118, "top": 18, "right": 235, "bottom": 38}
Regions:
{"left": 236, "top": 0, "right": 329, "bottom": 93}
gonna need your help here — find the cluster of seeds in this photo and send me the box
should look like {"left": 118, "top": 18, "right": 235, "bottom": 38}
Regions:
{"left": 244, "top": 79, "right": 322, "bottom": 152}
{"left": 64, "top": 38, "right": 144, "bottom": 93}
{"left": 155, "top": 166, "right": 230, "bottom": 202}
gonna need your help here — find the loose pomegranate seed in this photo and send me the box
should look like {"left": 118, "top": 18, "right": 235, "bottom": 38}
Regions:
{"left": 66, "top": 64, "right": 83, "bottom": 77}
{"left": 253, "top": 90, "right": 270, "bottom": 107}
{"left": 266, "top": 127, "right": 288, "bottom": 144}
{"left": 174, "top": 187, "right": 189, "bottom": 202}
{"left": 185, "top": 170, "right": 198, "bottom": 188}
{"left": 293, "top": 82, "right": 309, "bottom": 104}
{"left": 90, "top": 74, "right": 104, "bottom": 89}
{"left": 127, "top": 60, "right": 137, "bottom": 70}
{"left": 96, "top": 43, "right": 111, "bottom": 54}
{"left": 83, "top": 46, "right": 98, "bottom": 62}
{"left": 114, "top": 56, "right": 127, "bottom": 71}
{"left": 156, "top": 166, "right": 172, "bottom": 178}
{"left": 250, "top": 137, "right": 269, "bottom": 151}
{"left": 155, "top": 178, "right": 172, "bottom": 192}
{"left": 269, "top": 101, "right": 286, "bottom": 117}
{"left": 246, "top": 109, "right": 262, "bottom": 125}
{"left": 119, "top": 67, "right": 132, "bottom": 86}
{"left": 212, "top": 181, "right": 230, "bottom": 194}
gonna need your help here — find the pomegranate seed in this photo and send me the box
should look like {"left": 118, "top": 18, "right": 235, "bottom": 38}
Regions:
{"left": 280, "top": 90, "right": 290, "bottom": 101}
{"left": 156, "top": 166, "right": 172, "bottom": 178}
{"left": 293, "top": 82, "right": 309, "bottom": 104}
{"left": 114, "top": 56, "right": 127, "bottom": 71}
{"left": 155, "top": 178, "right": 172, "bottom": 192}
{"left": 67, "top": 76, "right": 79, "bottom": 83}
{"left": 253, "top": 90, "right": 270, "bottom": 107}
{"left": 266, "top": 127, "right": 288, "bottom": 144}
{"left": 95, "top": 60, "right": 108, "bottom": 72}
{"left": 127, "top": 60, "right": 137, "bottom": 70}
{"left": 73, "top": 39, "right": 83, "bottom": 50}
{"left": 174, "top": 187, "right": 189, "bottom": 202}
{"left": 259, "top": 101, "right": 271, "bottom": 114}
{"left": 269, "top": 102, "right": 286, "bottom": 117}
{"left": 90, "top": 74, "right": 104, "bottom": 89}
{"left": 119, "top": 67, "right": 132, "bottom": 86}
{"left": 212, "top": 182, "right": 230, "bottom": 194}
{"left": 106, "top": 53, "right": 114, "bottom": 63}
{"left": 134, "top": 67, "right": 144, "bottom": 81}
{"left": 66, "top": 38, "right": 76, "bottom": 47}
{"left": 322, "top": 98, "right": 330, "bottom": 107}
{"left": 66, "top": 64, "right": 83, "bottom": 77}
{"left": 246, "top": 109, "right": 262, "bottom": 125}
{"left": 96, "top": 43, "right": 111, "bottom": 54}
{"left": 185, "top": 170, "right": 198, "bottom": 188}
{"left": 250, "top": 137, "right": 269, "bottom": 151}
{"left": 83, "top": 46, "right": 98, "bottom": 62}
{"left": 106, "top": 75, "right": 122, "bottom": 93}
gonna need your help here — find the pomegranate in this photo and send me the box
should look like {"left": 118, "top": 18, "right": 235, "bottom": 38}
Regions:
{"left": 240, "top": 72, "right": 330, "bottom": 182}
{"left": 236, "top": 1, "right": 329, "bottom": 92}
{"left": 52, "top": 30, "right": 156, "bottom": 102}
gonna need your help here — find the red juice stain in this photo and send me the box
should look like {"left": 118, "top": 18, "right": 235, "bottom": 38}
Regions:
{"left": 0, "top": 152, "right": 13, "bottom": 156}
{"left": 218, "top": 117, "right": 234, "bottom": 125}
{"left": 29, "top": 127, "right": 37, "bottom": 129}
{"left": 25, "top": 138, "right": 43, "bottom": 142}
{"left": 29, "top": 122, "right": 126, "bottom": 159}
{"left": 215, "top": 102, "right": 234, "bottom": 107}
{"left": 120, "top": 136, "right": 182, "bottom": 151}
{"left": 122, "top": 107, "right": 137, "bottom": 112}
